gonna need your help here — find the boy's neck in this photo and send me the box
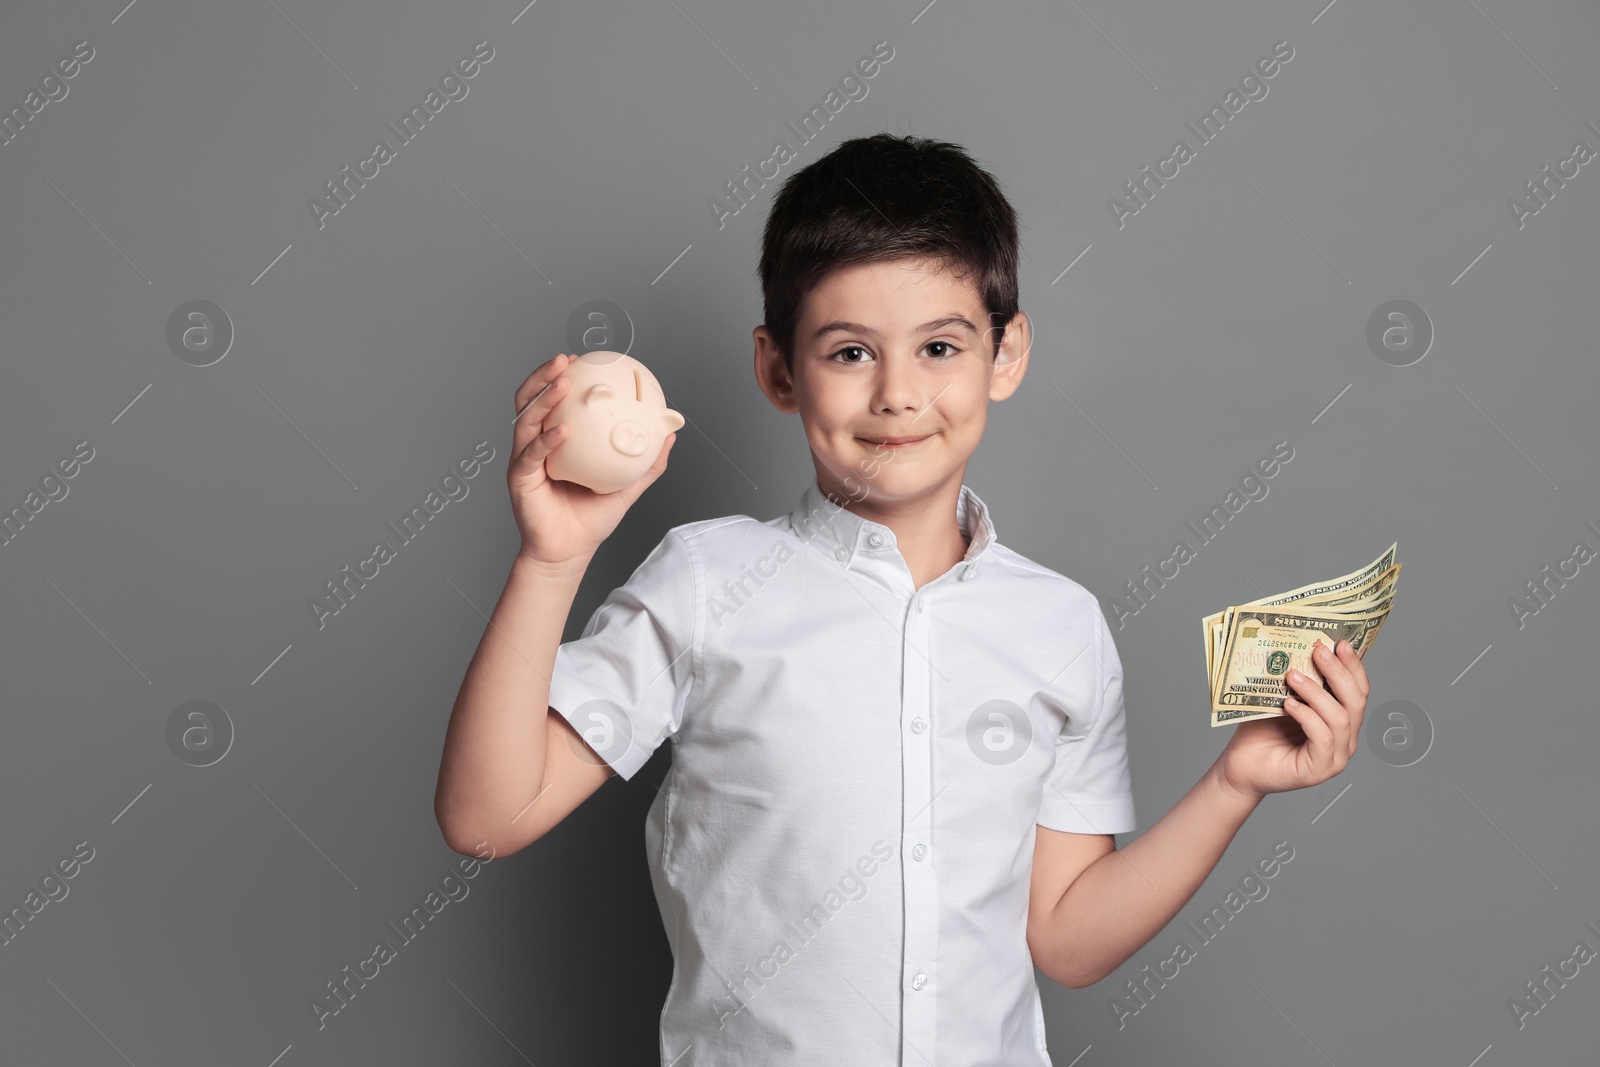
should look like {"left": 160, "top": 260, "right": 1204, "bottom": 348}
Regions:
{"left": 816, "top": 467, "right": 973, "bottom": 590}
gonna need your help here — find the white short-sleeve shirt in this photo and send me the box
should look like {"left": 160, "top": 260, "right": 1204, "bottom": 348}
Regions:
{"left": 547, "top": 477, "right": 1137, "bottom": 1066}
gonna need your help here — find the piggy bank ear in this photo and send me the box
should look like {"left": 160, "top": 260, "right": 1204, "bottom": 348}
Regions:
{"left": 583, "top": 383, "right": 616, "bottom": 405}
{"left": 663, "top": 408, "right": 685, "bottom": 432}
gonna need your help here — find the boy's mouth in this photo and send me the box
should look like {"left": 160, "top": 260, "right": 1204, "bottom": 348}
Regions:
{"left": 859, "top": 433, "right": 935, "bottom": 450}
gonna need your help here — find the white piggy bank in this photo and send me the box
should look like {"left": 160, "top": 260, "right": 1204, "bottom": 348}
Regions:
{"left": 544, "top": 350, "right": 685, "bottom": 494}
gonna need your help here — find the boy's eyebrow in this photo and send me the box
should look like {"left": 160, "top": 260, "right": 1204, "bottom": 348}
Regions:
{"left": 810, "top": 314, "right": 981, "bottom": 341}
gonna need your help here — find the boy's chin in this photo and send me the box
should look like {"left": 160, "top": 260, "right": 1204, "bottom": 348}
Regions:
{"left": 833, "top": 463, "right": 954, "bottom": 501}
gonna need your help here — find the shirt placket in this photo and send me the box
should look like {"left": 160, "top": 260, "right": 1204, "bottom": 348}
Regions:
{"left": 900, "top": 581, "right": 937, "bottom": 1065}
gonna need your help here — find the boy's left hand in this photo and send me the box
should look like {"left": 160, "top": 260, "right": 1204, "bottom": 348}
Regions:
{"left": 1216, "top": 638, "right": 1370, "bottom": 801}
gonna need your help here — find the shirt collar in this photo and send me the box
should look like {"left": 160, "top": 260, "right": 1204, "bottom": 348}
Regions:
{"left": 786, "top": 476, "right": 997, "bottom": 579}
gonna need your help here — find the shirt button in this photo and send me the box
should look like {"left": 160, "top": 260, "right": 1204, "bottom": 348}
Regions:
{"left": 912, "top": 844, "right": 927, "bottom": 861}
{"left": 911, "top": 717, "right": 926, "bottom": 733}
{"left": 914, "top": 598, "right": 924, "bottom": 613}
{"left": 911, "top": 972, "right": 928, "bottom": 991}
{"left": 867, "top": 532, "right": 884, "bottom": 548}
{"left": 835, "top": 546, "right": 848, "bottom": 562}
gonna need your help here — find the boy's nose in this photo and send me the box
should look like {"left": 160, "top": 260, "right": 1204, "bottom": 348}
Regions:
{"left": 871, "top": 358, "right": 924, "bottom": 415}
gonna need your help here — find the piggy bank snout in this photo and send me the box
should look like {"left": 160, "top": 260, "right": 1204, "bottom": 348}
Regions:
{"left": 611, "top": 419, "right": 650, "bottom": 457}
{"left": 605, "top": 407, "right": 682, "bottom": 458}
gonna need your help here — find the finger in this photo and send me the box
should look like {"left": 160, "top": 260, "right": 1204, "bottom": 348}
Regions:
{"left": 1286, "top": 669, "right": 1347, "bottom": 770}
{"left": 1278, "top": 687, "right": 1336, "bottom": 767}
{"left": 511, "top": 409, "right": 566, "bottom": 481}
{"left": 513, "top": 352, "right": 572, "bottom": 417}
{"left": 512, "top": 354, "right": 574, "bottom": 458}
{"left": 1311, "top": 640, "right": 1363, "bottom": 720}
{"left": 1337, "top": 639, "right": 1370, "bottom": 699}
{"left": 512, "top": 355, "right": 575, "bottom": 462}
{"left": 1290, "top": 666, "right": 1348, "bottom": 734}
{"left": 511, "top": 421, "right": 571, "bottom": 479}
{"left": 1330, "top": 640, "right": 1369, "bottom": 757}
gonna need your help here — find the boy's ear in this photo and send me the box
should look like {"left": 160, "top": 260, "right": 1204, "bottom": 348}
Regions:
{"left": 753, "top": 325, "right": 801, "bottom": 414}
{"left": 987, "top": 309, "right": 1031, "bottom": 402}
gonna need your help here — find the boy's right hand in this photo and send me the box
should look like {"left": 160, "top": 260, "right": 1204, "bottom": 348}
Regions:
{"left": 508, "top": 352, "right": 678, "bottom": 567}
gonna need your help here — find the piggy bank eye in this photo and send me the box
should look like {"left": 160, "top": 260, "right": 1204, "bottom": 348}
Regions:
{"left": 583, "top": 383, "right": 616, "bottom": 405}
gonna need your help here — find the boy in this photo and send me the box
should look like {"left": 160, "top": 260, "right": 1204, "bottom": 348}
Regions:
{"left": 434, "top": 133, "right": 1370, "bottom": 1065}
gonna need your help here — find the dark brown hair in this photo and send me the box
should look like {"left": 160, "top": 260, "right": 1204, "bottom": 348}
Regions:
{"left": 758, "top": 133, "right": 1021, "bottom": 372}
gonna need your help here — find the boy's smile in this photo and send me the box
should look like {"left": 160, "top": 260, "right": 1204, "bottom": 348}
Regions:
{"left": 755, "top": 255, "right": 1030, "bottom": 584}
{"left": 858, "top": 433, "right": 932, "bottom": 448}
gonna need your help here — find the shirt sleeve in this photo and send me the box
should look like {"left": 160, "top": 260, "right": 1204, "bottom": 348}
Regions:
{"left": 546, "top": 528, "right": 698, "bottom": 781}
{"left": 1036, "top": 599, "right": 1137, "bottom": 835}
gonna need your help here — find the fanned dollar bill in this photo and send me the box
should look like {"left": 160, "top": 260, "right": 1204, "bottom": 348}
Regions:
{"left": 1204, "top": 544, "right": 1400, "bottom": 727}
{"left": 1206, "top": 559, "right": 1400, "bottom": 697}
{"left": 1204, "top": 543, "right": 1397, "bottom": 692}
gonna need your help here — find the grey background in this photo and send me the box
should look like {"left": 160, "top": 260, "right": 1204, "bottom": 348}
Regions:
{"left": 1, "top": 0, "right": 1596, "bottom": 1063}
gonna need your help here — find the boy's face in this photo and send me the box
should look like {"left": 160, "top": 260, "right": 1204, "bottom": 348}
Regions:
{"left": 754, "top": 256, "right": 1030, "bottom": 508}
